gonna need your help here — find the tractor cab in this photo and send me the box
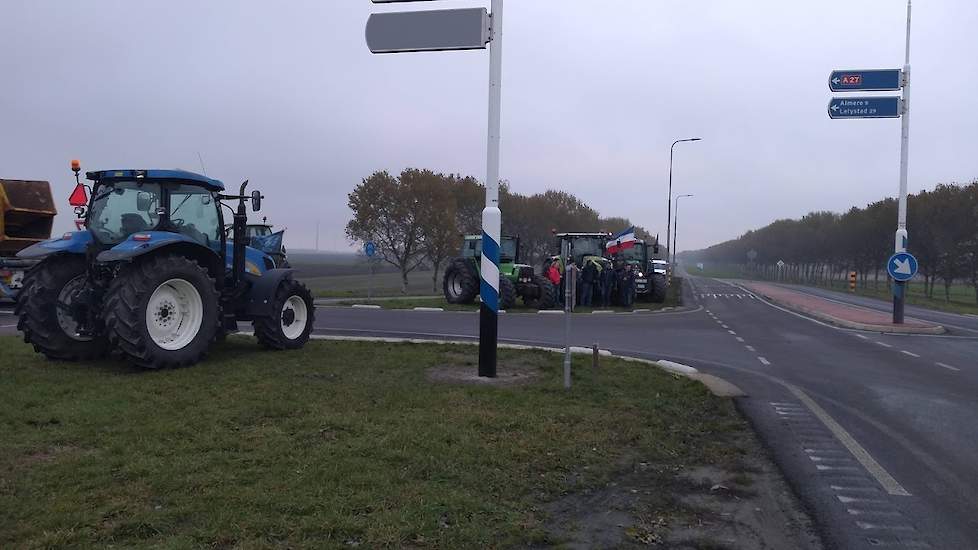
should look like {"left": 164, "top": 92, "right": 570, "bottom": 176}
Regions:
{"left": 461, "top": 234, "right": 533, "bottom": 284}
{"left": 553, "top": 232, "right": 610, "bottom": 267}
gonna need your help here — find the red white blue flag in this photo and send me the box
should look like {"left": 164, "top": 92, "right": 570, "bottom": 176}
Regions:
{"left": 606, "top": 227, "right": 637, "bottom": 254}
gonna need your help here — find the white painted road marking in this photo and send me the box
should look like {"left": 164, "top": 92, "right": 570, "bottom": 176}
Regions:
{"left": 727, "top": 330, "right": 736, "bottom": 335}
{"left": 900, "top": 350, "right": 920, "bottom": 358}
{"left": 745, "top": 345, "right": 756, "bottom": 352}
{"left": 758, "top": 357, "right": 771, "bottom": 366}
{"left": 0, "top": 324, "right": 15, "bottom": 328}
{"left": 735, "top": 336, "right": 745, "bottom": 342}
{"left": 936, "top": 362, "right": 960, "bottom": 372}
{"left": 788, "top": 385, "right": 911, "bottom": 496}
{"left": 875, "top": 341, "right": 893, "bottom": 348}
{"left": 855, "top": 334, "right": 869, "bottom": 340}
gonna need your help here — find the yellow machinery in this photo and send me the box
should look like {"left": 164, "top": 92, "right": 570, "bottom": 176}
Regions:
{"left": 1, "top": 179, "right": 57, "bottom": 299}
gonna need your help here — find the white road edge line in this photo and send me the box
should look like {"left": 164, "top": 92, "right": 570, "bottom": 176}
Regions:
{"left": 900, "top": 350, "right": 920, "bottom": 358}
{"left": 0, "top": 324, "right": 15, "bottom": 328}
{"left": 787, "top": 385, "right": 911, "bottom": 497}
{"left": 936, "top": 362, "right": 960, "bottom": 372}
{"left": 757, "top": 357, "right": 771, "bottom": 366}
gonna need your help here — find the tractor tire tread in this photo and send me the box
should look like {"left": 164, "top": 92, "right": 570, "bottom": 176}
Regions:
{"left": 15, "top": 256, "right": 108, "bottom": 361}
{"left": 253, "top": 278, "right": 315, "bottom": 350}
{"left": 103, "top": 254, "right": 219, "bottom": 369}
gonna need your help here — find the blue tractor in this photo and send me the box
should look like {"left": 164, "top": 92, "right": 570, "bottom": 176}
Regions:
{"left": 14, "top": 162, "right": 314, "bottom": 368}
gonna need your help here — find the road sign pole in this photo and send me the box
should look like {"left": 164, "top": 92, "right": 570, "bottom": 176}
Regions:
{"left": 894, "top": 0, "right": 912, "bottom": 324}
{"left": 478, "top": 0, "right": 503, "bottom": 378}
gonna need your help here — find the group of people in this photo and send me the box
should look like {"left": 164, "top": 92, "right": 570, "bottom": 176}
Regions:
{"left": 544, "top": 255, "right": 638, "bottom": 308}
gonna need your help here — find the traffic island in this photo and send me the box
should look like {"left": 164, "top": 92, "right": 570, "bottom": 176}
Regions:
{"left": 0, "top": 336, "right": 818, "bottom": 549}
{"left": 737, "top": 281, "right": 945, "bottom": 334}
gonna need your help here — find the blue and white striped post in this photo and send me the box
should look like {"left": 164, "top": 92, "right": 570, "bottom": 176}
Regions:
{"left": 479, "top": 0, "right": 504, "bottom": 378}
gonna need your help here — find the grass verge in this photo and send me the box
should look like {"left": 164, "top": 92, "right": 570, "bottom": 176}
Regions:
{"left": 1, "top": 336, "right": 743, "bottom": 548}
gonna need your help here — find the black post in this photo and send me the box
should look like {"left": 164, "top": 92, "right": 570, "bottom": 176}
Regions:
{"left": 479, "top": 303, "right": 497, "bottom": 377}
{"left": 893, "top": 280, "right": 905, "bottom": 323}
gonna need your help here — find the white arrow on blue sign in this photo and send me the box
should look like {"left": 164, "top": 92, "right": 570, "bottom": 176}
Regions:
{"left": 887, "top": 252, "right": 918, "bottom": 282}
{"left": 828, "top": 97, "right": 902, "bottom": 119}
{"left": 829, "top": 69, "right": 902, "bottom": 92}
{"left": 365, "top": 241, "right": 377, "bottom": 257}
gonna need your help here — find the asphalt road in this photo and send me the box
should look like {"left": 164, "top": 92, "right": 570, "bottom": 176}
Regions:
{"left": 2, "top": 279, "right": 977, "bottom": 549}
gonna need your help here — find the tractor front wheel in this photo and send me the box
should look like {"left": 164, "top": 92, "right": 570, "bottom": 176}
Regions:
{"left": 649, "top": 275, "right": 668, "bottom": 303}
{"left": 443, "top": 258, "right": 478, "bottom": 304}
{"left": 499, "top": 276, "right": 517, "bottom": 310}
{"left": 15, "top": 256, "right": 108, "bottom": 361}
{"left": 254, "top": 278, "right": 315, "bottom": 350}
{"left": 104, "top": 254, "right": 220, "bottom": 369}
{"left": 522, "top": 276, "right": 557, "bottom": 310}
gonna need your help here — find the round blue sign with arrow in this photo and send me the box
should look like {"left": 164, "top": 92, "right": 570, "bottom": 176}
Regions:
{"left": 365, "top": 241, "right": 376, "bottom": 258}
{"left": 887, "top": 252, "right": 918, "bottom": 282}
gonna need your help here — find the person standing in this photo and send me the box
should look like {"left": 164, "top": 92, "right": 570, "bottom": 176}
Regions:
{"left": 546, "top": 259, "right": 562, "bottom": 305}
{"left": 580, "top": 256, "right": 598, "bottom": 307}
{"left": 599, "top": 258, "right": 614, "bottom": 307}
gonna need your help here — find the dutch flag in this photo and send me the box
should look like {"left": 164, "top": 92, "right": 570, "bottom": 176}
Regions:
{"left": 606, "top": 227, "right": 637, "bottom": 254}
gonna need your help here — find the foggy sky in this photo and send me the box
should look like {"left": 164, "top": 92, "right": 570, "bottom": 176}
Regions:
{"left": 3, "top": 1, "right": 977, "bottom": 253}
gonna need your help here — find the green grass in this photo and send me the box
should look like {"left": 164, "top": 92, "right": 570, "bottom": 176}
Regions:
{"left": 0, "top": 336, "right": 744, "bottom": 549}
{"left": 302, "top": 271, "right": 439, "bottom": 298}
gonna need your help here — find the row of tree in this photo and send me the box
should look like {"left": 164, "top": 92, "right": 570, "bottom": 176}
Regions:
{"left": 684, "top": 181, "right": 978, "bottom": 302}
{"left": 346, "top": 168, "right": 657, "bottom": 292}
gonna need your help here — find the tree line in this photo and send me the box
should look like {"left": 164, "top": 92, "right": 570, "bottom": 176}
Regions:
{"left": 684, "top": 181, "right": 978, "bottom": 303}
{"left": 346, "top": 168, "right": 657, "bottom": 292}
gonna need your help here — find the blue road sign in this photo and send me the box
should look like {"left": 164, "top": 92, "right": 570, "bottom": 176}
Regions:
{"left": 829, "top": 69, "right": 902, "bottom": 92}
{"left": 365, "top": 241, "right": 377, "bottom": 257}
{"left": 887, "top": 252, "right": 918, "bottom": 282}
{"left": 828, "top": 97, "right": 901, "bottom": 119}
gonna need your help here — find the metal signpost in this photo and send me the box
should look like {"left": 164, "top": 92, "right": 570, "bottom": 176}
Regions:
{"left": 827, "top": 0, "right": 913, "bottom": 323}
{"left": 562, "top": 240, "right": 573, "bottom": 389}
{"left": 366, "top": 0, "right": 504, "bottom": 377}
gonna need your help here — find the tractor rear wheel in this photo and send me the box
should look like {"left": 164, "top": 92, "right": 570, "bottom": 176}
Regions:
{"left": 650, "top": 274, "right": 668, "bottom": 303}
{"left": 522, "top": 276, "right": 557, "bottom": 310}
{"left": 499, "top": 276, "right": 517, "bottom": 310}
{"left": 443, "top": 258, "right": 478, "bottom": 304}
{"left": 15, "top": 256, "right": 108, "bottom": 361}
{"left": 254, "top": 278, "right": 315, "bottom": 350}
{"left": 104, "top": 254, "right": 220, "bottom": 369}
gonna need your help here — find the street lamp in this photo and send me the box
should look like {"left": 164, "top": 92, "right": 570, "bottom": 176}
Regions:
{"left": 666, "top": 138, "right": 701, "bottom": 267}
{"left": 673, "top": 194, "right": 694, "bottom": 267}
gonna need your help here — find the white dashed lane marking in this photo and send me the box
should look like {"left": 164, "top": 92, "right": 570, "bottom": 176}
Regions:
{"left": 735, "top": 336, "right": 745, "bottom": 342}
{"left": 745, "top": 345, "right": 756, "bottom": 352}
{"left": 875, "top": 341, "right": 893, "bottom": 348}
{"left": 900, "top": 350, "right": 920, "bottom": 358}
{"left": 757, "top": 357, "right": 771, "bottom": 366}
{"left": 936, "top": 362, "right": 960, "bottom": 372}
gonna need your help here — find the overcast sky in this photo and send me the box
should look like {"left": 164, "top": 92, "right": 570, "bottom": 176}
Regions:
{"left": 3, "top": 1, "right": 976, "bottom": 252}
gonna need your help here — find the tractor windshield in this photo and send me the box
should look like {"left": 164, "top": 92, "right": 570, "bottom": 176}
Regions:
{"left": 615, "top": 245, "right": 646, "bottom": 263}
{"left": 568, "top": 237, "right": 604, "bottom": 259}
{"left": 467, "top": 237, "right": 518, "bottom": 260}
{"left": 88, "top": 181, "right": 162, "bottom": 245}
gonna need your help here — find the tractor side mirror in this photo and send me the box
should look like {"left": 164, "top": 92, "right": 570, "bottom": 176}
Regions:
{"left": 136, "top": 191, "right": 155, "bottom": 212}
{"left": 251, "top": 190, "right": 262, "bottom": 212}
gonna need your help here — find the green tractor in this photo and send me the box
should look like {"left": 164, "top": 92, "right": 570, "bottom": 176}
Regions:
{"left": 443, "top": 235, "right": 557, "bottom": 310}
{"left": 612, "top": 239, "right": 668, "bottom": 303}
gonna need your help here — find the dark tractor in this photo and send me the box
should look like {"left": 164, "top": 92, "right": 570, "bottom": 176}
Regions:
{"left": 443, "top": 235, "right": 557, "bottom": 310}
{"left": 611, "top": 239, "right": 668, "bottom": 303}
{"left": 15, "top": 163, "right": 315, "bottom": 369}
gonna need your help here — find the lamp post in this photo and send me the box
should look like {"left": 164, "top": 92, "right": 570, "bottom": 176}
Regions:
{"left": 673, "top": 194, "right": 694, "bottom": 268}
{"left": 666, "top": 138, "right": 701, "bottom": 272}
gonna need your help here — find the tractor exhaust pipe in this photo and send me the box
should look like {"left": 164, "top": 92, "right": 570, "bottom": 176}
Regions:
{"left": 231, "top": 180, "right": 249, "bottom": 289}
